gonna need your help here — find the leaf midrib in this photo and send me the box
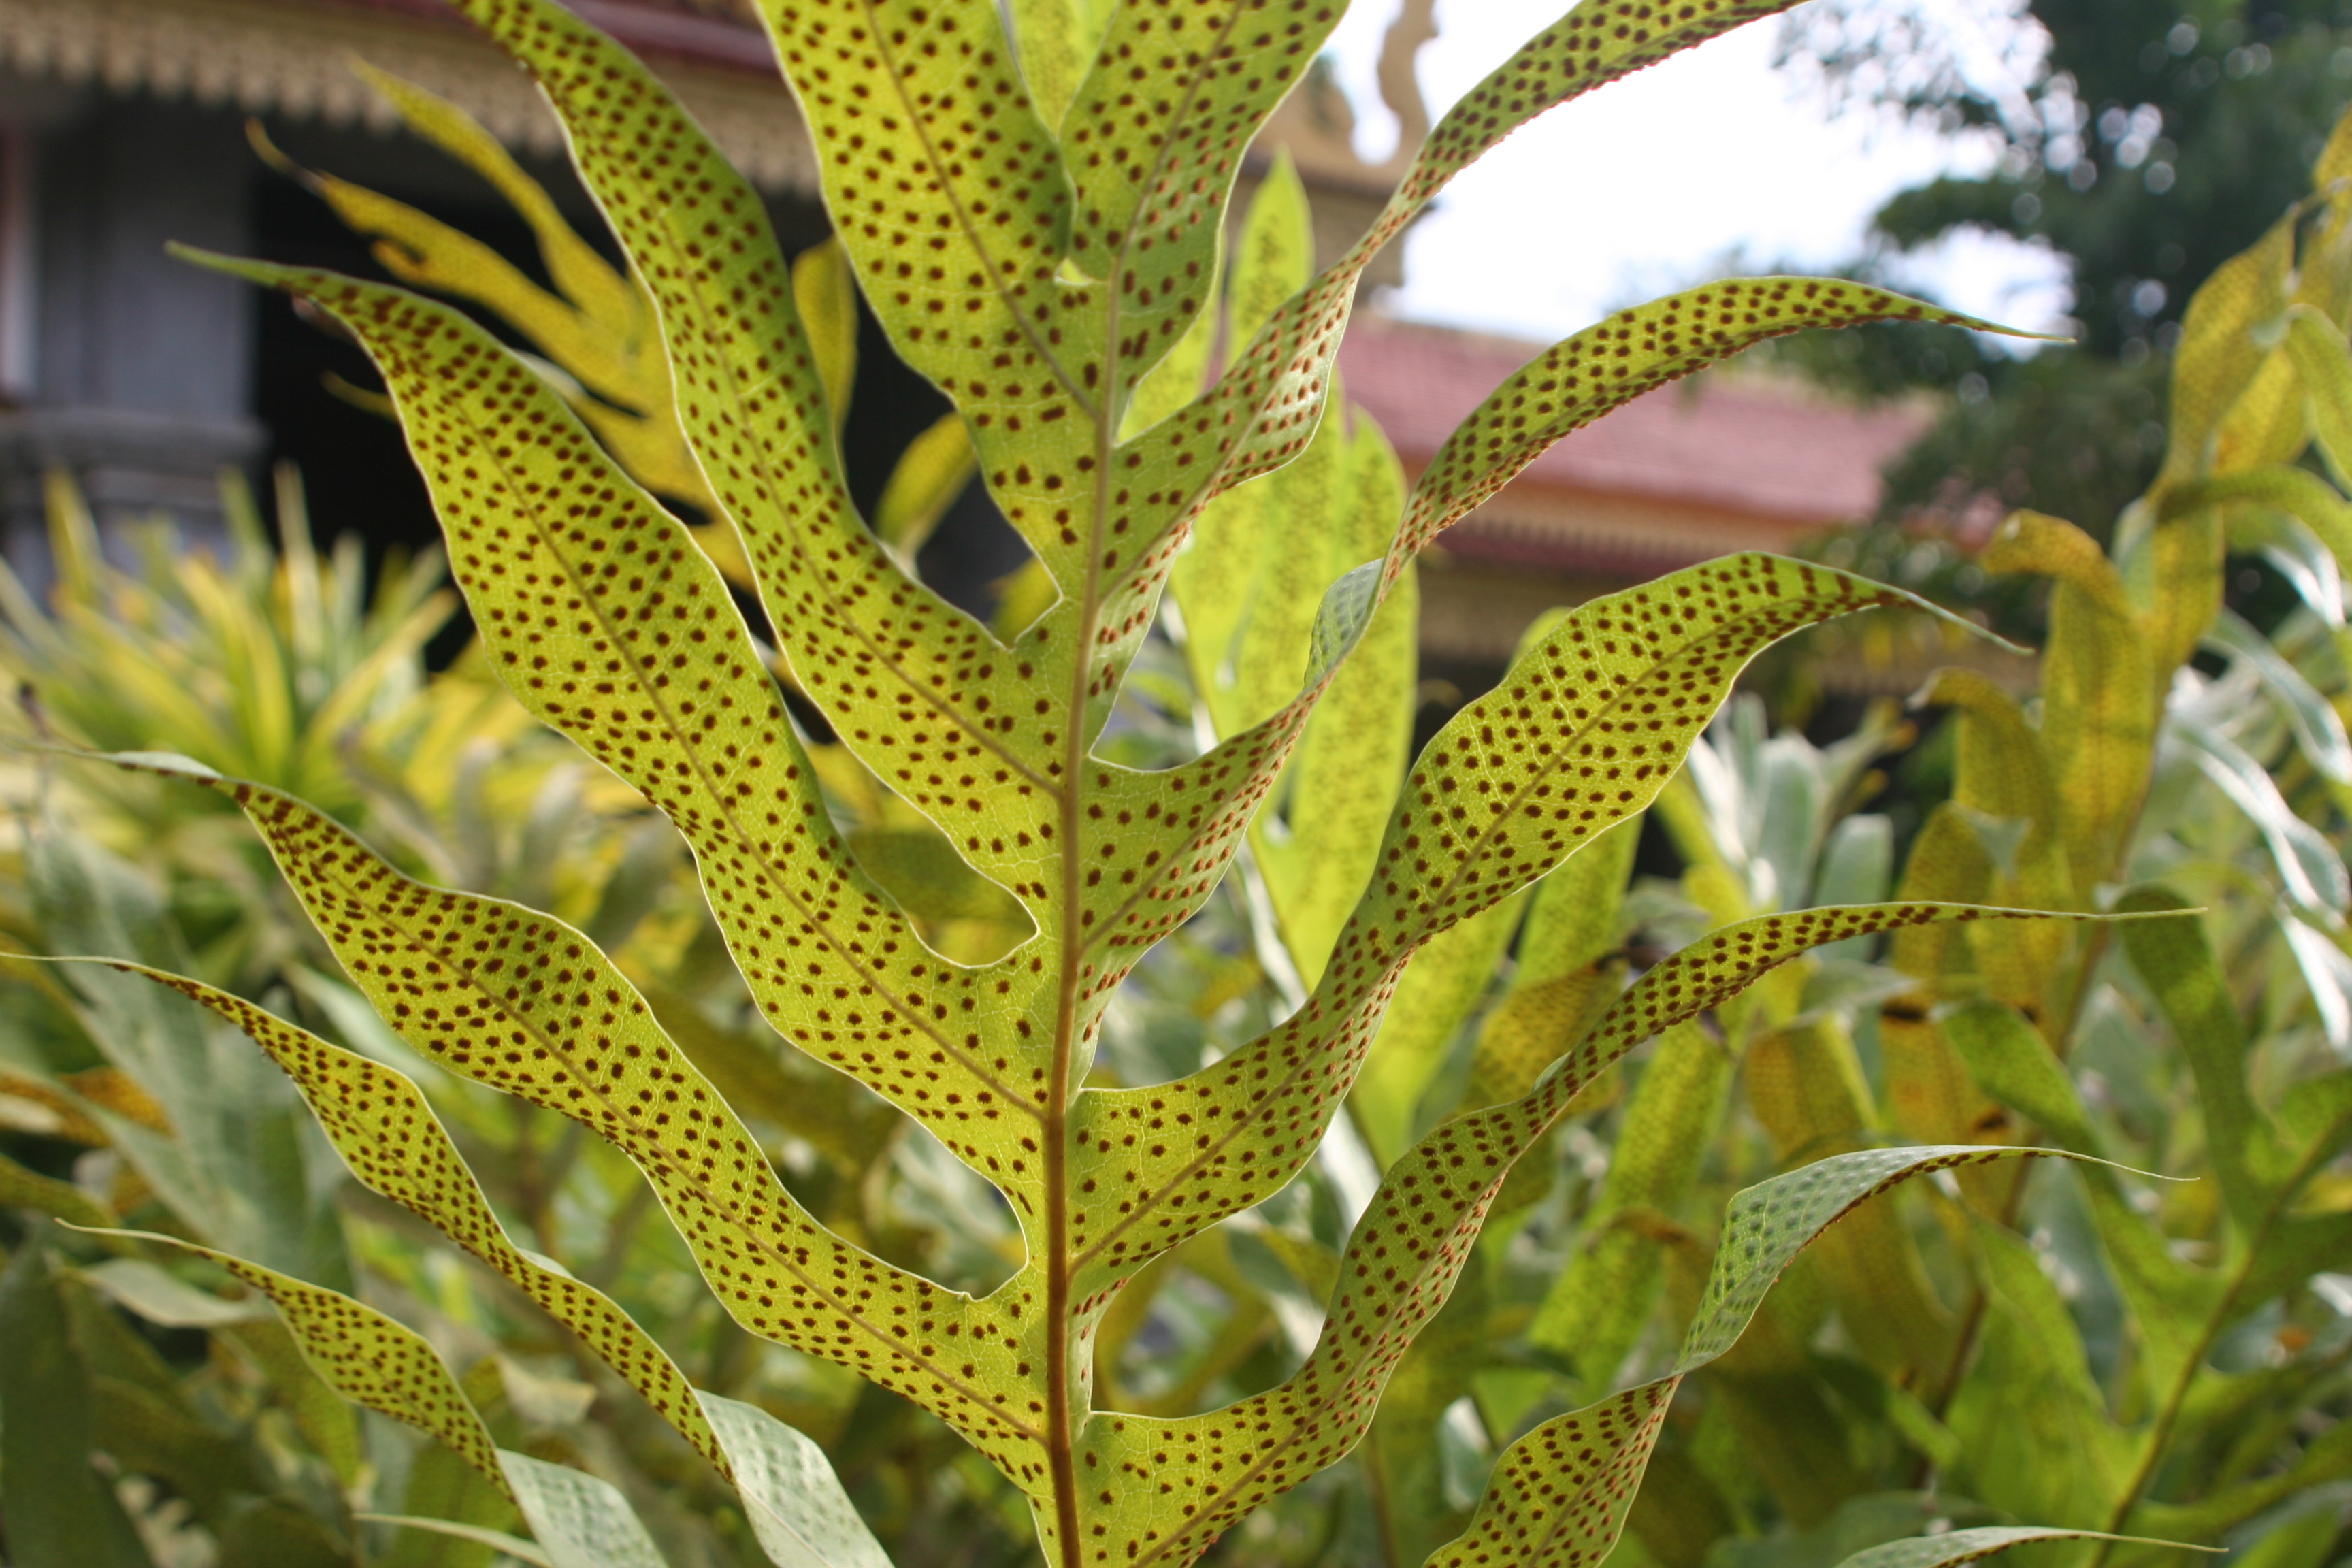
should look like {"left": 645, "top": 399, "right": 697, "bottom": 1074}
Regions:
{"left": 1029, "top": 22, "right": 1280, "bottom": 1545}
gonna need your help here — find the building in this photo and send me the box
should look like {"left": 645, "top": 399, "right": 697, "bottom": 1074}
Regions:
{"left": 0, "top": 0, "right": 1970, "bottom": 693}
{"left": 1335, "top": 316, "right": 1980, "bottom": 693}
{"left": 0, "top": 0, "right": 842, "bottom": 573}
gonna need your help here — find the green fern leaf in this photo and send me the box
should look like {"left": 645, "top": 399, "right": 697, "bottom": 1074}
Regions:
{"left": 700, "top": 1392, "right": 899, "bottom": 1568}
{"left": 1426, "top": 1144, "right": 2121, "bottom": 1568}
{"left": 1394, "top": 280, "right": 2040, "bottom": 555}
{"left": 749, "top": 0, "right": 1088, "bottom": 572}
{"left": 65, "top": 945, "right": 725, "bottom": 1474}
{"left": 1073, "top": 903, "right": 2099, "bottom": 1568}
{"left": 1828, "top": 1528, "right": 2210, "bottom": 1568}
{"left": 165, "top": 257, "right": 1048, "bottom": 1207}
{"left": 1064, "top": 558, "right": 1927, "bottom": 1291}
{"left": 438, "top": 0, "right": 1062, "bottom": 866}
{"left": 157, "top": 1, "right": 2082, "bottom": 1557}
{"left": 1060, "top": 1, "right": 1344, "bottom": 382}
{"left": 84, "top": 1228, "right": 510, "bottom": 1495}
{"left": 500, "top": 1452, "right": 669, "bottom": 1568}
{"left": 131, "top": 765, "right": 1036, "bottom": 1477}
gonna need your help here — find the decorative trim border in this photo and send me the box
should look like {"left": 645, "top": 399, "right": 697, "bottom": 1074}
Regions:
{"left": 0, "top": 0, "right": 817, "bottom": 193}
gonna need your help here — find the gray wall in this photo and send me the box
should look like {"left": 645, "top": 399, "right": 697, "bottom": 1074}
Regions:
{"left": 1, "top": 86, "right": 263, "bottom": 559}
{"left": 37, "top": 97, "right": 255, "bottom": 421}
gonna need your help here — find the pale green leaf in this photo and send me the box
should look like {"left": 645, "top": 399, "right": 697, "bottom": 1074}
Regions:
{"left": 1938, "top": 994, "right": 2215, "bottom": 1387}
{"left": 2201, "top": 607, "right": 2352, "bottom": 783}
{"left": 1920, "top": 667, "right": 2074, "bottom": 1011}
{"left": 1256, "top": 542, "right": 1418, "bottom": 990}
{"left": 2284, "top": 305, "right": 2352, "bottom": 491}
{"left": 1007, "top": 0, "right": 1115, "bottom": 129}
{"left": 1350, "top": 892, "right": 1529, "bottom": 1169}
{"left": 502, "top": 1451, "right": 670, "bottom": 1568}
{"left": 76, "top": 1258, "right": 272, "bottom": 1328}
{"left": 348, "top": 61, "right": 637, "bottom": 334}
{"left": 1939, "top": 996, "right": 2103, "bottom": 1154}
{"left": 1224, "top": 153, "right": 1316, "bottom": 380}
{"left": 1814, "top": 813, "right": 1895, "bottom": 959}
{"left": 1518, "top": 813, "right": 1644, "bottom": 984}
{"left": 1945, "top": 1221, "right": 2132, "bottom": 1526}
{"left": 2163, "top": 466, "right": 2352, "bottom": 579}
{"left": 1526, "top": 1019, "right": 1732, "bottom": 1386}
{"left": 874, "top": 412, "right": 978, "bottom": 559}
{"left": 2169, "top": 715, "right": 2350, "bottom": 916}
{"left": 700, "top": 1392, "right": 896, "bottom": 1568}
{"left": 791, "top": 237, "right": 859, "bottom": 435}
{"left": 2116, "top": 888, "right": 2294, "bottom": 1214}
{"left": 2159, "top": 205, "right": 2294, "bottom": 491}
{"left": 2279, "top": 912, "right": 2352, "bottom": 1054}
{"left": 0, "top": 1243, "right": 157, "bottom": 1568}
{"left": 1983, "top": 509, "right": 2156, "bottom": 892}
{"left": 1831, "top": 1527, "right": 2208, "bottom": 1568}
{"left": 1460, "top": 964, "right": 1620, "bottom": 1115}
{"left": 0, "top": 1146, "right": 113, "bottom": 1231}
{"left": 2227, "top": 503, "right": 2346, "bottom": 626}
{"left": 1226, "top": 412, "right": 1345, "bottom": 737}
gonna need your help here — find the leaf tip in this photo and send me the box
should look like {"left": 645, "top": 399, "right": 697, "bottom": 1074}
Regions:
{"left": 167, "top": 244, "right": 284, "bottom": 291}
{"left": 103, "top": 749, "right": 224, "bottom": 783}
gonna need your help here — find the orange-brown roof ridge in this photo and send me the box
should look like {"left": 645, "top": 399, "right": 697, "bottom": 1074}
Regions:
{"left": 1337, "top": 307, "right": 1933, "bottom": 527}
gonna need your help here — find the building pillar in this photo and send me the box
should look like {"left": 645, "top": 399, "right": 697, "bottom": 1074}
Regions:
{"left": 0, "top": 87, "right": 263, "bottom": 566}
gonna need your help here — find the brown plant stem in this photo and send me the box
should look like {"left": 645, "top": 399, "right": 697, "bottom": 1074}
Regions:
{"left": 2082, "top": 1106, "right": 2352, "bottom": 1568}
{"left": 1919, "top": 683, "right": 2166, "bottom": 1439}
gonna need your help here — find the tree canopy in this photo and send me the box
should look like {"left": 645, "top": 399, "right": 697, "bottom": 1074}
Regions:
{"left": 1776, "top": 0, "right": 2352, "bottom": 538}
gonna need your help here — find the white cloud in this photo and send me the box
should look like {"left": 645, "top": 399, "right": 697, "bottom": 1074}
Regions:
{"left": 1323, "top": 0, "right": 2072, "bottom": 344}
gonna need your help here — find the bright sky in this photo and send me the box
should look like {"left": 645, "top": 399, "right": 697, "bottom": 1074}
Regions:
{"left": 1321, "top": 0, "right": 2074, "bottom": 348}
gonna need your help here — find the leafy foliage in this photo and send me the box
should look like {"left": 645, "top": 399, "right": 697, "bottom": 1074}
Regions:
{"left": 16, "top": 4, "right": 2315, "bottom": 1568}
{"left": 1693, "top": 104, "right": 2352, "bottom": 1568}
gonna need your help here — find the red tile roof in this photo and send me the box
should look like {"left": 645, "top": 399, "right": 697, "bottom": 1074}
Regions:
{"left": 1335, "top": 313, "right": 1930, "bottom": 526}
